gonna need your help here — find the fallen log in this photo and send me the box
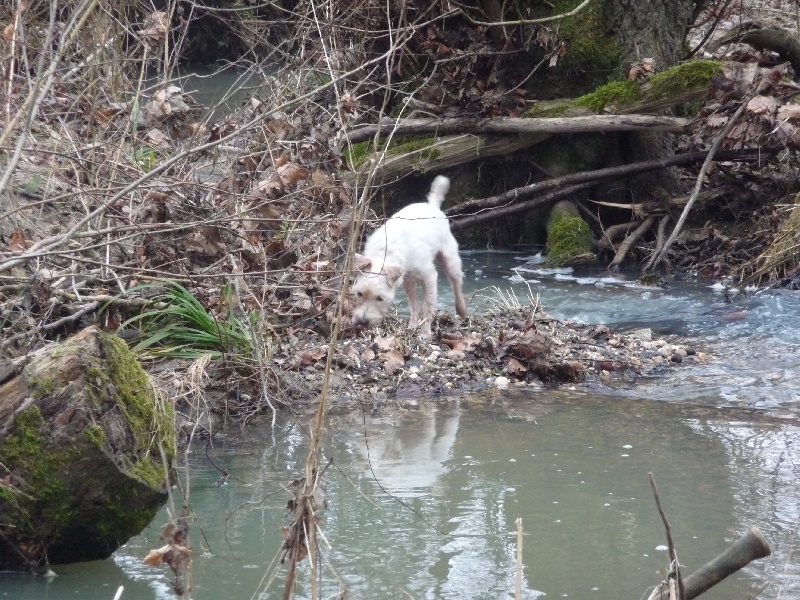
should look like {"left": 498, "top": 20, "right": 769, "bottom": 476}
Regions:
{"left": 347, "top": 114, "right": 689, "bottom": 144}
{"left": 646, "top": 526, "right": 771, "bottom": 600}
{"left": 0, "top": 326, "right": 174, "bottom": 572}
{"left": 342, "top": 132, "right": 547, "bottom": 188}
{"left": 447, "top": 147, "right": 770, "bottom": 231}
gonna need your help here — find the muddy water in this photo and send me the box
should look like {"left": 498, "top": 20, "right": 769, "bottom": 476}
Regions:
{"left": 4, "top": 255, "right": 800, "bottom": 599}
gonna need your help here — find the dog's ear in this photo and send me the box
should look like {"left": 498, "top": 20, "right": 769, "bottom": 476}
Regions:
{"left": 383, "top": 265, "right": 405, "bottom": 287}
{"left": 354, "top": 254, "right": 372, "bottom": 271}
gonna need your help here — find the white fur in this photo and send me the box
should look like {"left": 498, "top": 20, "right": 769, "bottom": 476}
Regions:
{"left": 351, "top": 175, "right": 467, "bottom": 338}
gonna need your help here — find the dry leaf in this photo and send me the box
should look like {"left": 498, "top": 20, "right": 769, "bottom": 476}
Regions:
{"left": 777, "top": 103, "right": 800, "bottom": 122}
{"left": 9, "top": 228, "right": 31, "bottom": 252}
{"left": 138, "top": 11, "right": 169, "bottom": 46}
{"left": 707, "top": 114, "right": 729, "bottom": 128}
{"left": 505, "top": 357, "right": 528, "bottom": 376}
{"left": 298, "top": 348, "right": 326, "bottom": 365}
{"left": 383, "top": 349, "right": 404, "bottom": 374}
{"left": 746, "top": 95, "right": 777, "bottom": 116}
{"left": 374, "top": 335, "right": 396, "bottom": 351}
{"left": 143, "top": 544, "right": 170, "bottom": 567}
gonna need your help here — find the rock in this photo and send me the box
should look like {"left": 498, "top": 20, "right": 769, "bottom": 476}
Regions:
{"left": 632, "top": 328, "right": 653, "bottom": 341}
{"left": 494, "top": 376, "right": 510, "bottom": 389}
{"left": 0, "top": 327, "right": 174, "bottom": 572}
{"left": 671, "top": 353, "right": 683, "bottom": 363}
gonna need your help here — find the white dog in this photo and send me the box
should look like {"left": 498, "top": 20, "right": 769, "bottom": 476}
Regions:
{"left": 351, "top": 175, "right": 467, "bottom": 338}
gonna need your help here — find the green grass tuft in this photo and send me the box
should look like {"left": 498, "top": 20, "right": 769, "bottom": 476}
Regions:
{"left": 119, "top": 283, "right": 255, "bottom": 360}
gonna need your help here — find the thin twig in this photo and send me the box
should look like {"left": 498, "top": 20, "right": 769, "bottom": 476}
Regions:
{"left": 650, "top": 97, "right": 752, "bottom": 269}
{"left": 457, "top": 0, "right": 593, "bottom": 26}
{"left": 648, "top": 473, "right": 684, "bottom": 600}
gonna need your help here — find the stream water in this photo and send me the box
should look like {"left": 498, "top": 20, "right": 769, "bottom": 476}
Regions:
{"left": 3, "top": 258, "right": 800, "bottom": 600}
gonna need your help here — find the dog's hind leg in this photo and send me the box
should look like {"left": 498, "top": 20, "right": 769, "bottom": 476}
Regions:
{"left": 437, "top": 247, "right": 467, "bottom": 317}
{"left": 417, "top": 270, "right": 438, "bottom": 338}
{"left": 404, "top": 275, "right": 421, "bottom": 328}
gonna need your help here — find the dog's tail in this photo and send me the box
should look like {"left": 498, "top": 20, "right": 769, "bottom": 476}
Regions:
{"left": 427, "top": 175, "right": 450, "bottom": 208}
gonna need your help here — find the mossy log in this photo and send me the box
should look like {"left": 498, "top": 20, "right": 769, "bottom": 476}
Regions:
{"left": 342, "top": 133, "right": 548, "bottom": 188}
{"left": 0, "top": 326, "right": 175, "bottom": 572}
{"left": 545, "top": 201, "right": 595, "bottom": 266}
{"left": 347, "top": 114, "right": 689, "bottom": 144}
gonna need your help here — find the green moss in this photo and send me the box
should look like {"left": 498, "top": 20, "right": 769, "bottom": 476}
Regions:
{"left": 546, "top": 207, "right": 595, "bottom": 266}
{"left": 647, "top": 60, "right": 724, "bottom": 100}
{"left": 551, "top": 0, "right": 621, "bottom": 72}
{"left": 345, "top": 135, "right": 441, "bottom": 170}
{"left": 29, "top": 375, "right": 58, "bottom": 400}
{"left": 2, "top": 407, "right": 44, "bottom": 461}
{"left": 576, "top": 80, "right": 640, "bottom": 112}
{"left": 0, "top": 407, "right": 79, "bottom": 536}
{"left": 102, "top": 334, "right": 175, "bottom": 468}
{"left": 92, "top": 484, "right": 162, "bottom": 540}
{"left": 83, "top": 424, "right": 106, "bottom": 447}
{"left": 130, "top": 459, "right": 168, "bottom": 489}
{"left": 345, "top": 141, "right": 372, "bottom": 169}
{"left": 524, "top": 100, "right": 593, "bottom": 118}
{"left": 575, "top": 60, "right": 723, "bottom": 113}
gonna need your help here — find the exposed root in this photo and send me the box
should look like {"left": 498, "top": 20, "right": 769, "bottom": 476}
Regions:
{"left": 608, "top": 216, "right": 655, "bottom": 271}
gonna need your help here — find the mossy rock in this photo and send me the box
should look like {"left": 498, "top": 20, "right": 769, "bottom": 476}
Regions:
{"left": 546, "top": 201, "right": 596, "bottom": 266}
{"left": 0, "top": 327, "right": 175, "bottom": 572}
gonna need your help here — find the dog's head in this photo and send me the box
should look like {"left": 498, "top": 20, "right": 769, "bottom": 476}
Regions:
{"left": 350, "top": 254, "right": 405, "bottom": 328}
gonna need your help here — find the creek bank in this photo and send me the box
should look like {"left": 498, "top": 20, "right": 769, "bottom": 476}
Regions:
{"left": 267, "top": 302, "right": 707, "bottom": 411}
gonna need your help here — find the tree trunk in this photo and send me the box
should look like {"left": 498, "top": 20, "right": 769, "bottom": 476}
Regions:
{"left": 0, "top": 327, "right": 174, "bottom": 572}
{"left": 606, "top": 0, "right": 694, "bottom": 70}
{"left": 603, "top": 0, "right": 697, "bottom": 200}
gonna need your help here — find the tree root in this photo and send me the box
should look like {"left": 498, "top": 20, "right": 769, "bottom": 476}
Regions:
{"left": 608, "top": 217, "right": 655, "bottom": 271}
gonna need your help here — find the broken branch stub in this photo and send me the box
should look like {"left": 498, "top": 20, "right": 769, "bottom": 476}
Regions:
{"left": 647, "top": 526, "right": 771, "bottom": 600}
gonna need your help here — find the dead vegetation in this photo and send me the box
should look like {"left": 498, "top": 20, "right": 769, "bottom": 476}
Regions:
{"left": 2, "top": 0, "right": 800, "bottom": 596}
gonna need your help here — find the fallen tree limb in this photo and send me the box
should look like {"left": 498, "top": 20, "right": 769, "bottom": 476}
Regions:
{"left": 450, "top": 182, "right": 595, "bottom": 232}
{"left": 447, "top": 147, "right": 770, "bottom": 229}
{"left": 608, "top": 216, "right": 655, "bottom": 270}
{"left": 342, "top": 133, "right": 547, "bottom": 187}
{"left": 643, "top": 215, "right": 672, "bottom": 272}
{"left": 647, "top": 526, "right": 771, "bottom": 600}
{"left": 709, "top": 24, "right": 800, "bottom": 75}
{"left": 598, "top": 220, "right": 643, "bottom": 250}
{"left": 347, "top": 114, "right": 689, "bottom": 144}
